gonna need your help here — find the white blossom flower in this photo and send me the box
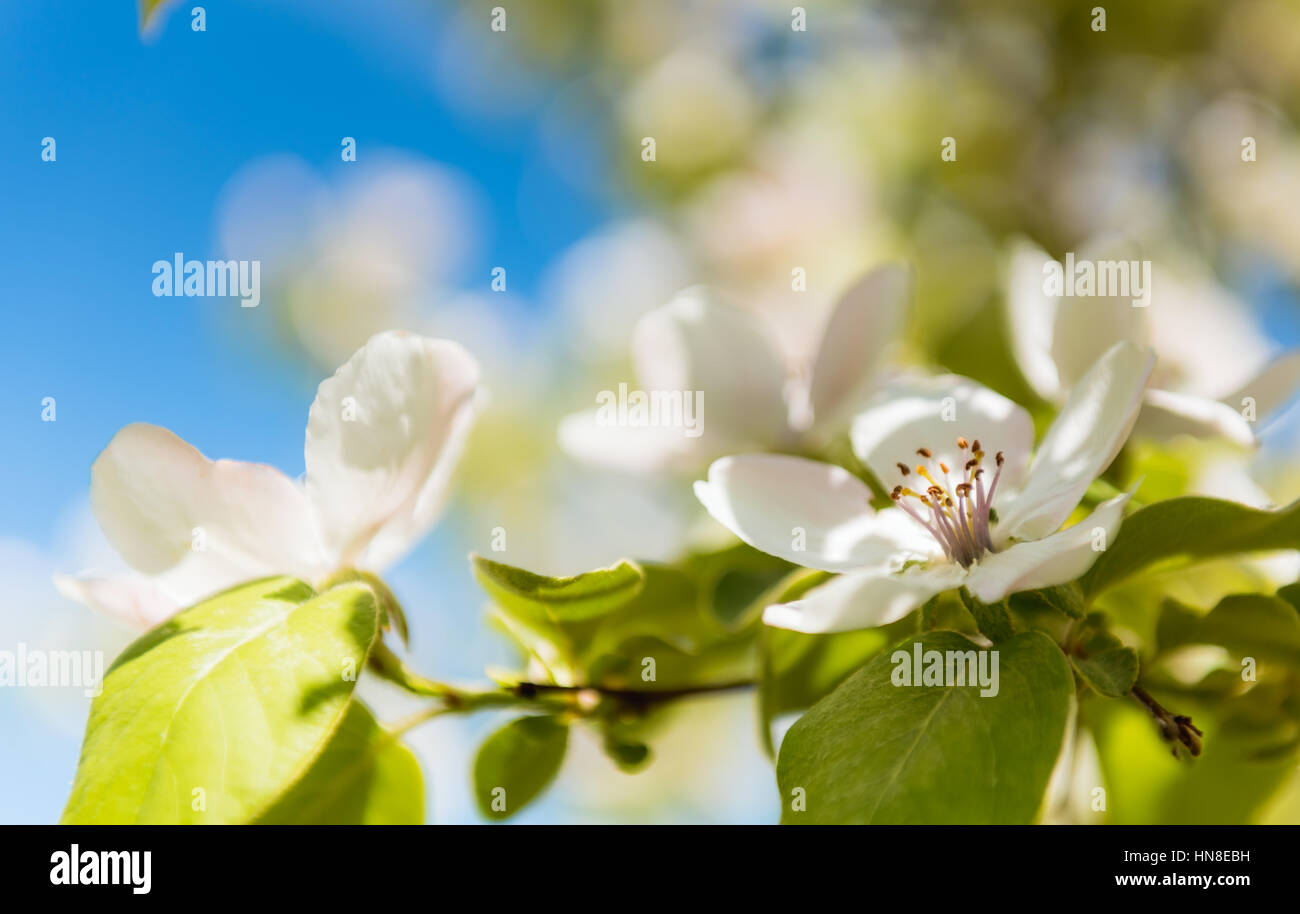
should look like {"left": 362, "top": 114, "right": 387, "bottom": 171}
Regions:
{"left": 55, "top": 331, "right": 479, "bottom": 629}
{"left": 1005, "top": 237, "right": 1300, "bottom": 446}
{"left": 558, "top": 264, "right": 910, "bottom": 473}
{"left": 693, "top": 341, "right": 1154, "bottom": 633}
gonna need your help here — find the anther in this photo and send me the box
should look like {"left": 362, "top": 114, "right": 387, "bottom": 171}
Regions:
{"left": 890, "top": 434, "right": 1006, "bottom": 568}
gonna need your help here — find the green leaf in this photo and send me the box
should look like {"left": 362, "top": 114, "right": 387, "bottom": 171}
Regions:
{"left": 488, "top": 558, "right": 754, "bottom": 690}
{"left": 958, "top": 588, "right": 1015, "bottom": 642}
{"left": 1157, "top": 593, "right": 1300, "bottom": 666}
{"left": 757, "top": 567, "right": 929, "bottom": 754}
{"left": 776, "top": 630, "right": 1072, "bottom": 824}
{"left": 473, "top": 715, "right": 569, "bottom": 820}
{"left": 1070, "top": 630, "right": 1139, "bottom": 697}
{"left": 472, "top": 554, "right": 645, "bottom": 624}
{"left": 61, "top": 577, "right": 379, "bottom": 824}
{"left": 601, "top": 730, "right": 652, "bottom": 772}
{"left": 1012, "top": 582, "right": 1086, "bottom": 620}
{"left": 1277, "top": 581, "right": 1300, "bottom": 614}
{"left": 1082, "top": 496, "right": 1300, "bottom": 598}
{"left": 680, "top": 542, "right": 795, "bottom": 629}
{"left": 1090, "top": 687, "right": 1300, "bottom": 823}
{"left": 257, "top": 702, "right": 423, "bottom": 824}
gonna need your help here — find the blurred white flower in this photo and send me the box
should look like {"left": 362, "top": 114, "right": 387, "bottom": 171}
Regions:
{"left": 217, "top": 154, "right": 481, "bottom": 370}
{"left": 684, "top": 127, "right": 890, "bottom": 364}
{"left": 694, "top": 342, "right": 1153, "bottom": 633}
{"left": 1184, "top": 95, "right": 1300, "bottom": 284}
{"left": 544, "top": 219, "right": 694, "bottom": 353}
{"left": 56, "top": 332, "right": 479, "bottom": 629}
{"left": 558, "top": 264, "right": 910, "bottom": 474}
{"left": 622, "top": 48, "right": 758, "bottom": 176}
{"left": 1005, "top": 237, "right": 1300, "bottom": 445}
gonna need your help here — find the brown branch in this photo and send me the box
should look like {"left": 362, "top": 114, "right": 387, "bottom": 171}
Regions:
{"left": 1132, "top": 684, "right": 1203, "bottom": 757}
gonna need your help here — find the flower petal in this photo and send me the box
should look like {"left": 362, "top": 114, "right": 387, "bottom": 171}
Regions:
{"left": 693, "top": 455, "right": 939, "bottom": 573}
{"left": 1004, "top": 238, "right": 1063, "bottom": 401}
{"left": 849, "top": 374, "right": 1035, "bottom": 493}
{"left": 998, "top": 341, "right": 1153, "bottom": 542}
{"left": 807, "top": 263, "right": 910, "bottom": 427}
{"left": 763, "top": 563, "right": 967, "bottom": 633}
{"left": 633, "top": 287, "right": 790, "bottom": 447}
{"left": 1047, "top": 237, "right": 1148, "bottom": 390}
{"left": 1143, "top": 270, "right": 1273, "bottom": 398}
{"left": 90, "top": 423, "right": 325, "bottom": 580}
{"left": 305, "top": 331, "right": 479, "bottom": 569}
{"left": 358, "top": 391, "right": 477, "bottom": 570}
{"left": 54, "top": 573, "right": 181, "bottom": 630}
{"left": 964, "top": 491, "right": 1131, "bottom": 604}
{"left": 1133, "top": 388, "right": 1256, "bottom": 447}
{"left": 1225, "top": 350, "right": 1300, "bottom": 422}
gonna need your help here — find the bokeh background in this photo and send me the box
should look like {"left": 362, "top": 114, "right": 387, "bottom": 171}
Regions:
{"left": 4, "top": 0, "right": 1300, "bottom": 823}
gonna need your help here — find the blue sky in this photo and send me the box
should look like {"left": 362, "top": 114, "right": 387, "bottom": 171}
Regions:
{"left": 0, "top": 0, "right": 615, "bottom": 823}
{"left": 0, "top": 0, "right": 608, "bottom": 548}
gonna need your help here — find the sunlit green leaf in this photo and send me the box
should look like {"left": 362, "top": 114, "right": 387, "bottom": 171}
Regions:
{"left": 62, "top": 577, "right": 379, "bottom": 824}
{"left": 472, "top": 554, "right": 644, "bottom": 624}
{"left": 257, "top": 702, "right": 423, "bottom": 824}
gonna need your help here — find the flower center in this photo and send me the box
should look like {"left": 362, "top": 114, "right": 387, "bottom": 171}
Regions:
{"left": 889, "top": 437, "right": 1005, "bottom": 568}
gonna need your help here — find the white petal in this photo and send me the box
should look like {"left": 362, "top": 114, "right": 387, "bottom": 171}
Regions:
{"left": 1225, "top": 350, "right": 1300, "bottom": 422}
{"left": 693, "top": 455, "right": 939, "bottom": 573}
{"left": 964, "top": 491, "right": 1131, "bottom": 604}
{"left": 90, "top": 423, "right": 325, "bottom": 580}
{"left": 849, "top": 374, "right": 1035, "bottom": 493}
{"left": 1003, "top": 239, "right": 1062, "bottom": 401}
{"left": 633, "top": 288, "right": 790, "bottom": 447}
{"left": 1132, "top": 388, "right": 1255, "bottom": 447}
{"left": 807, "top": 263, "right": 910, "bottom": 427}
{"left": 1143, "top": 270, "right": 1273, "bottom": 397}
{"left": 55, "top": 573, "right": 182, "bottom": 630}
{"left": 1047, "top": 238, "right": 1148, "bottom": 390}
{"left": 998, "top": 341, "right": 1153, "bottom": 542}
{"left": 305, "top": 331, "right": 479, "bottom": 568}
{"left": 763, "top": 563, "right": 967, "bottom": 633}
{"left": 358, "top": 391, "right": 477, "bottom": 570}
